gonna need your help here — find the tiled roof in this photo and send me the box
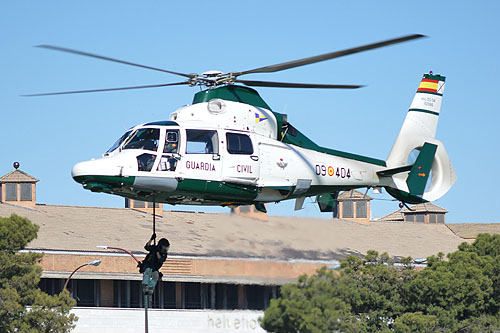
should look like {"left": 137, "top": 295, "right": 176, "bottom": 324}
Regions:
{"left": 376, "top": 210, "right": 404, "bottom": 222}
{"left": 402, "top": 203, "right": 448, "bottom": 213}
{"left": 376, "top": 203, "right": 448, "bottom": 222}
{"left": 338, "top": 189, "right": 373, "bottom": 200}
{"left": 447, "top": 223, "right": 500, "bottom": 239}
{"left": 0, "top": 170, "right": 39, "bottom": 183}
{"left": 0, "top": 203, "right": 465, "bottom": 260}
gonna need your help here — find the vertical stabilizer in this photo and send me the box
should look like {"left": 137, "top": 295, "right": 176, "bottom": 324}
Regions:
{"left": 386, "top": 73, "right": 445, "bottom": 167}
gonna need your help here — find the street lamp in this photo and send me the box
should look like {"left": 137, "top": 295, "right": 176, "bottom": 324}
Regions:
{"left": 63, "top": 259, "right": 101, "bottom": 291}
{"left": 97, "top": 245, "right": 149, "bottom": 333}
{"left": 96, "top": 245, "right": 141, "bottom": 264}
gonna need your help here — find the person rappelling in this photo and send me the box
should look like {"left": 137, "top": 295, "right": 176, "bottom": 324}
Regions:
{"left": 138, "top": 233, "right": 170, "bottom": 295}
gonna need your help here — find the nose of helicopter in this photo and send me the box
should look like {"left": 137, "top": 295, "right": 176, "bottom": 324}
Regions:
{"left": 72, "top": 159, "right": 105, "bottom": 180}
{"left": 71, "top": 158, "right": 126, "bottom": 187}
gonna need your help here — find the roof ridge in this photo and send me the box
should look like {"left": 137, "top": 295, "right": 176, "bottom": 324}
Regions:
{"left": 0, "top": 169, "right": 39, "bottom": 183}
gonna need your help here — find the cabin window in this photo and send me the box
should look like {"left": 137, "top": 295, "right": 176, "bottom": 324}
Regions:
{"left": 123, "top": 128, "right": 160, "bottom": 152}
{"left": 164, "top": 130, "right": 179, "bottom": 153}
{"left": 186, "top": 130, "right": 219, "bottom": 154}
{"left": 226, "top": 133, "right": 253, "bottom": 155}
{"left": 107, "top": 130, "right": 132, "bottom": 153}
{"left": 137, "top": 153, "right": 156, "bottom": 172}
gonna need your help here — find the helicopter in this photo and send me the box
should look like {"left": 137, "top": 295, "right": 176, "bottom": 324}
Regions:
{"left": 29, "top": 34, "right": 456, "bottom": 213}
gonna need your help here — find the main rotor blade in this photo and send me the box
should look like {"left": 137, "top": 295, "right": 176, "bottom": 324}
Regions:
{"left": 36, "top": 45, "right": 193, "bottom": 79}
{"left": 235, "top": 79, "right": 363, "bottom": 89}
{"left": 22, "top": 81, "right": 189, "bottom": 97}
{"left": 237, "top": 34, "right": 426, "bottom": 76}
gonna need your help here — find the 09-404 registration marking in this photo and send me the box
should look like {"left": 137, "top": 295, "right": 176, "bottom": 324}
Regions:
{"left": 315, "top": 164, "right": 351, "bottom": 178}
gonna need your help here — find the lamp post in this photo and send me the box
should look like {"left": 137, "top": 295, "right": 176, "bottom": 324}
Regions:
{"left": 97, "top": 245, "right": 148, "bottom": 332}
{"left": 63, "top": 259, "right": 101, "bottom": 291}
{"left": 96, "top": 245, "right": 141, "bottom": 264}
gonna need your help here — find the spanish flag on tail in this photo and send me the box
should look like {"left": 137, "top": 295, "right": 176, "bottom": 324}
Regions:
{"left": 416, "top": 73, "right": 445, "bottom": 95}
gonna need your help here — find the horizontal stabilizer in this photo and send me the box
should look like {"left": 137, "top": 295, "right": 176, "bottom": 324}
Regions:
{"left": 377, "top": 165, "right": 413, "bottom": 177}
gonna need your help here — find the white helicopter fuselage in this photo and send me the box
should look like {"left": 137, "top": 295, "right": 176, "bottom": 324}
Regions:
{"left": 72, "top": 76, "right": 456, "bottom": 209}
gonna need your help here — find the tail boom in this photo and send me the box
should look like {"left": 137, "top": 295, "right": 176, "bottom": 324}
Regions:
{"left": 383, "top": 73, "right": 456, "bottom": 204}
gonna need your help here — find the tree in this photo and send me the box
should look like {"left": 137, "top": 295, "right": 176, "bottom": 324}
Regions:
{"left": 260, "top": 267, "right": 359, "bottom": 333}
{"left": 0, "top": 214, "right": 77, "bottom": 332}
{"left": 261, "top": 234, "right": 500, "bottom": 332}
{"left": 405, "top": 233, "right": 500, "bottom": 331}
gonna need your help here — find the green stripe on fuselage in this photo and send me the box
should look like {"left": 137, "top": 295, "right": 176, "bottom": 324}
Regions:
{"left": 176, "top": 179, "right": 258, "bottom": 201}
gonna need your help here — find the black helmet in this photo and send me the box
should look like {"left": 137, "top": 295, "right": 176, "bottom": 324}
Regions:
{"left": 158, "top": 238, "right": 170, "bottom": 254}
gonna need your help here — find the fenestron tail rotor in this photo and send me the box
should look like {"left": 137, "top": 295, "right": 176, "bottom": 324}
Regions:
{"left": 26, "top": 34, "right": 425, "bottom": 96}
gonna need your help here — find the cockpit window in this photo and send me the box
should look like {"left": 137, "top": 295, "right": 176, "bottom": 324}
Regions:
{"left": 122, "top": 128, "right": 160, "bottom": 152}
{"left": 186, "top": 129, "right": 218, "bottom": 154}
{"left": 107, "top": 130, "right": 132, "bottom": 153}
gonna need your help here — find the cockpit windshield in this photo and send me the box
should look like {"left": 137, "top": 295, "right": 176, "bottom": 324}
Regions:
{"left": 106, "top": 130, "right": 132, "bottom": 153}
{"left": 122, "top": 128, "right": 160, "bottom": 152}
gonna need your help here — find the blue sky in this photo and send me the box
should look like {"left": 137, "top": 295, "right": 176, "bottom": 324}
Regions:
{"left": 1, "top": 1, "right": 498, "bottom": 223}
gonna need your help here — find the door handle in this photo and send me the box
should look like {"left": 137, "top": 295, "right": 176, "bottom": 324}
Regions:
{"left": 250, "top": 155, "right": 259, "bottom": 161}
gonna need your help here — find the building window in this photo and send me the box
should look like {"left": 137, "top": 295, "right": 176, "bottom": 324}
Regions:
{"left": 186, "top": 130, "right": 219, "bottom": 154}
{"left": 20, "top": 183, "right": 32, "bottom": 201}
{"left": 343, "top": 201, "right": 354, "bottom": 218}
{"left": 246, "top": 285, "right": 265, "bottom": 310}
{"left": 355, "top": 201, "right": 367, "bottom": 218}
{"left": 239, "top": 206, "right": 251, "bottom": 213}
{"left": 437, "top": 214, "right": 445, "bottom": 224}
{"left": 215, "top": 284, "right": 238, "bottom": 309}
{"left": 415, "top": 213, "right": 425, "bottom": 223}
{"left": 162, "top": 282, "right": 176, "bottom": 309}
{"left": 39, "top": 278, "right": 64, "bottom": 296}
{"left": 405, "top": 214, "right": 415, "bottom": 222}
{"left": 5, "top": 183, "right": 17, "bottom": 201}
{"left": 429, "top": 213, "right": 437, "bottom": 224}
{"left": 134, "top": 200, "right": 146, "bottom": 208}
{"left": 226, "top": 133, "right": 253, "bottom": 155}
{"left": 130, "top": 281, "right": 142, "bottom": 308}
{"left": 146, "top": 201, "right": 160, "bottom": 209}
{"left": 74, "top": 279, "right": 99, "bottom": 307}
{"left": 184, "top": 282, "right": 201, "bottom": 309}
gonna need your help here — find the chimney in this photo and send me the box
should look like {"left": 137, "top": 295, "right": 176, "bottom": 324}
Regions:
{"left": 125, "top": 198, "right": 163, "bottom": 216}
